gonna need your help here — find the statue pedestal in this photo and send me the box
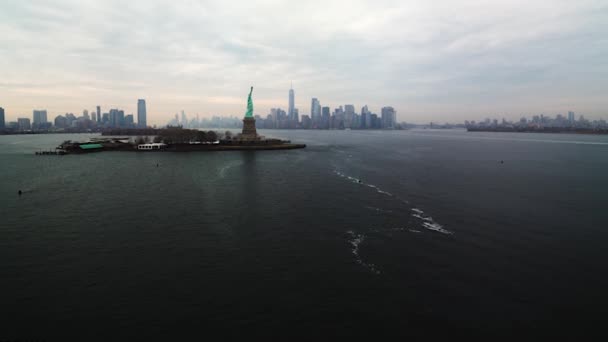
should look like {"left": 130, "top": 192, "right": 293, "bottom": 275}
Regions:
{"left": 240, "top": 117, "right": 258, "bottom": 140}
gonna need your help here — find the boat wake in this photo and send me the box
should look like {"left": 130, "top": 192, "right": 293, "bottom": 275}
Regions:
{"left": 411, "top": 208, "right": 452, "bottom": 235}
{"left": 218, "top": 161, "right": 243, "bottom": 178}
{"left": 365, "top": 206, "right": 393, "bottom": 213}
{"left": 334, "top": 168, "right": 453, "bottom": 236}
{"left": 346, "top": 231, "right": 381, "bottom": 274}
{"left": 333, "top": 170, "right": 393, "bottom": 196}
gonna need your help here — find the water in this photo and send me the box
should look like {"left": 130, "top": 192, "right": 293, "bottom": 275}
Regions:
{"left": 2, "top": 129, "right": 608, "bottom": 339}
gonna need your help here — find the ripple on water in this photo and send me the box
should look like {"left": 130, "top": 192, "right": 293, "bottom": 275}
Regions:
{"left": 335, "top": 169, "right": 453, "bottom": 236}
{"left": 346, "top": 230, "right": 381, "bottom": 274}
{"left": 218, "top": 160, "right": 243, "bottom": 178}
{"left": 411, "top": 208, "right": 453, "bottom": 235}
{"left": 333, "top": 170, "right": 393, "bottom": 196}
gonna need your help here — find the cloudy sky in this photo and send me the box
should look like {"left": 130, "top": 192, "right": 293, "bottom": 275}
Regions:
{"left": 1, "top": 0, "right": 607, "bottom": 124}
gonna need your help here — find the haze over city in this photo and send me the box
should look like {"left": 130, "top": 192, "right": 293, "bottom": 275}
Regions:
{"left": 1, "top": 0, "right": 607, "bottom": 125}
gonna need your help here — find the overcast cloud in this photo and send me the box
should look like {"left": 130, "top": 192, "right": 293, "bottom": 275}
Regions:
{"left": 1, "top": 0, "right": 607, "bottom": 124}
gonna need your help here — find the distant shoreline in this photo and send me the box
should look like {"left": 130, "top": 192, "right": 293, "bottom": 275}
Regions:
{"left": 467, "top": 128, "right": 608, "bottom": 135}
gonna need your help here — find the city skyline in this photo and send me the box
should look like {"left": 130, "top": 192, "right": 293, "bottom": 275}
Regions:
{"left": 1, "top": 89, "right": 602, "bottom": 128}
{"left": 1, "top": 1, "right": 607, "bottom": 124}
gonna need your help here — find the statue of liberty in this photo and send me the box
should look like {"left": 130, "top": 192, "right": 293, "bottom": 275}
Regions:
{"left": 241, "top": 86, "right": 258, "bottom": 138}
{"left": 245, "top": 86, "right": 254, "bottom": 118}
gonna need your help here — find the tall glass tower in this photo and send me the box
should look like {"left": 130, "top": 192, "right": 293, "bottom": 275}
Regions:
{"left": 137, "top": 99, "right": 147, "bottom": 128}
{"left": 288, "top": 85, "right": 295, "bottom": 120}
{"left": 0, "top": 107, "right": 5, "bottom": 129}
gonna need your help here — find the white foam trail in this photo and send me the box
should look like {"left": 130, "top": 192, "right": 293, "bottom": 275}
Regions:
{"left": 335, "top": 171, "right": 454, "bottom": 236}
{"left": 366, "top": 184, "right": 393, "bottom": 196}
{"left": 411, "top": 208, "right": 452, "bottom": 235}
{"left": 334, "top": 170, "right": 393, "bottom": 196}
{"left": 218, "top": 161, "right": 242, "bottom": 178}
{"left": 346, "top": 231, "right": 381, "bottom": 274}
{"left": 365, "top": 206, "right": 393, "bottom": 213}
{"left": 422, "top": 222, "right": 452, "bottom": 235}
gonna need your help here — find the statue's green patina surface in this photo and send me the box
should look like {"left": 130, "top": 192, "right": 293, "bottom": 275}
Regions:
{"left": 245, "top": 86, "right": 254, "bottom": 118}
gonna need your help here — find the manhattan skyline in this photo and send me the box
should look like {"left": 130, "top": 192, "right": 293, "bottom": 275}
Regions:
{"left": 1, "top": 0, "right": 607, "bottom": 124}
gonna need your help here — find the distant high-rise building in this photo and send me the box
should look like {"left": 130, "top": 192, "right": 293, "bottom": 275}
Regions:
{"left": 117, "top": 110, "right": 125, "bottom": 127}
{"left": 96, "top": 106, "right": 101, "bottom": 123}
{"left": 83, "top": 110, "right": 89, "bottom": 120}
{"left": 181, "top": 110, "right": 187, "bottom": 127}
{"left": 54, "top": 115, "right": 68, "bottom": 129}
{"left": 361, "top": 105, "right": 370, "bottom": 128}
{"left": 344, "top": 105, "right": 355, "bottom": 128}
{"left": 0, "top": 107, "right": 5, "bottom": 129}
{"left": 568, "top": 111, "right": 575, "bottom": 123}
{"left": 322, "top": 106, "right": 330, "bottom": 129}
{"left": 301, "top": 115, "right": 312, "bottom": 129}
{"left": 293, "top": 108, "right": 299, "bottom": 124}
{"left": 17, "top": 118, "right": 31, "bottom": 131}
{"left": 310, "top": 98, "right": 317, "bottom": 117}
{"left": 288, "top": 85, "right": 295, "bottom": 120}
{"left": 370, "top": 113, "right": 379, "bottom": 129}
{"left": 109, "top": 109, "right": 125, "bottom": 127}
{"left": 137, "top": 99, "right": 147, "bottom": 128}
{"left": 381, "top": 106, "right": 396, "bottom": 129}
{"left": 125, "top": 114, "right": 134, "bottom": 127}
{"left": 311, "top": 98, "right": 321, "bottom": 125}
{"left": 109, "top": 109, "right": 118, "bottom": 127}
{"left": 322, "top": 107, "right": 330, "bottom": 118}
{"left": 33, "top": 110, "right": 48, "bottom": 127}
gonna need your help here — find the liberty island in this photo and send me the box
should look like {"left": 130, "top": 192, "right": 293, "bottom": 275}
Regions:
{"left": 39, "top": 87, "right": 306, "bottom": 154}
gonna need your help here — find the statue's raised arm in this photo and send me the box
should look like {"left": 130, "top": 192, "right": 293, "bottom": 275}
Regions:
{"left": 245, "top": 86, "right": 254, "bottom": 118}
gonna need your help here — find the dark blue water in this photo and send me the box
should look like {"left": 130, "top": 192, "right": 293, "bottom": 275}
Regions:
{"left": 2, "top": 130, "right": 608, "bottom": 339}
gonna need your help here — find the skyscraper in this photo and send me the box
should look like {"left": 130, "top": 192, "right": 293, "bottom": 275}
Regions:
{"left": 0, "top": 107, "right": 5, "bottom": 129}
{"left": 181, "top": 110, "right": 187, "bottom": 127}
{"left": 18, "top": 118, "right": 31, "bottom": 131}
{"left": 288, "top": 85, "right": 295, "bottom": 120}
{"left": 344, "top": 105, "right": 355, "bottom": 128}
{"left": 109, "top": 109, "right": 125, "bottom": 127}
{"left": 137, "top": 99, "right": 147, "bottom": 128}
{"left": 311, "top": 98, "right": 321, "bottom": 126}
{"left": 54, "top": 115, "right": 67, "bottom": 128}
{"left": 568, "top": 111, "right": 575, "bottom": 123}
{"left": 322, "top": 106, "right": 330, "bottom": 129}
{"left": 361, "top": 105, "right": 369, "bottom": 117}
{"left": 381, "top": 107, "right": 396, "bottom": 129}
{"left": 96, "top": 106, "right": 101, "bottom": 123}
{"left": 125, "top": 114, "right": 134, "bottom": 127}
{"left": 33, "top": 110, "right": 48, "bottom": 126}
{"left": 361, "top": 105, "right": 370, "bottom": 128}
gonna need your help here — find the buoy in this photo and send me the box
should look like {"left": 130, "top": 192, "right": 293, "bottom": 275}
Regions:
{"left": 18, "top": 190, "right": 22, "bottom": 195}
